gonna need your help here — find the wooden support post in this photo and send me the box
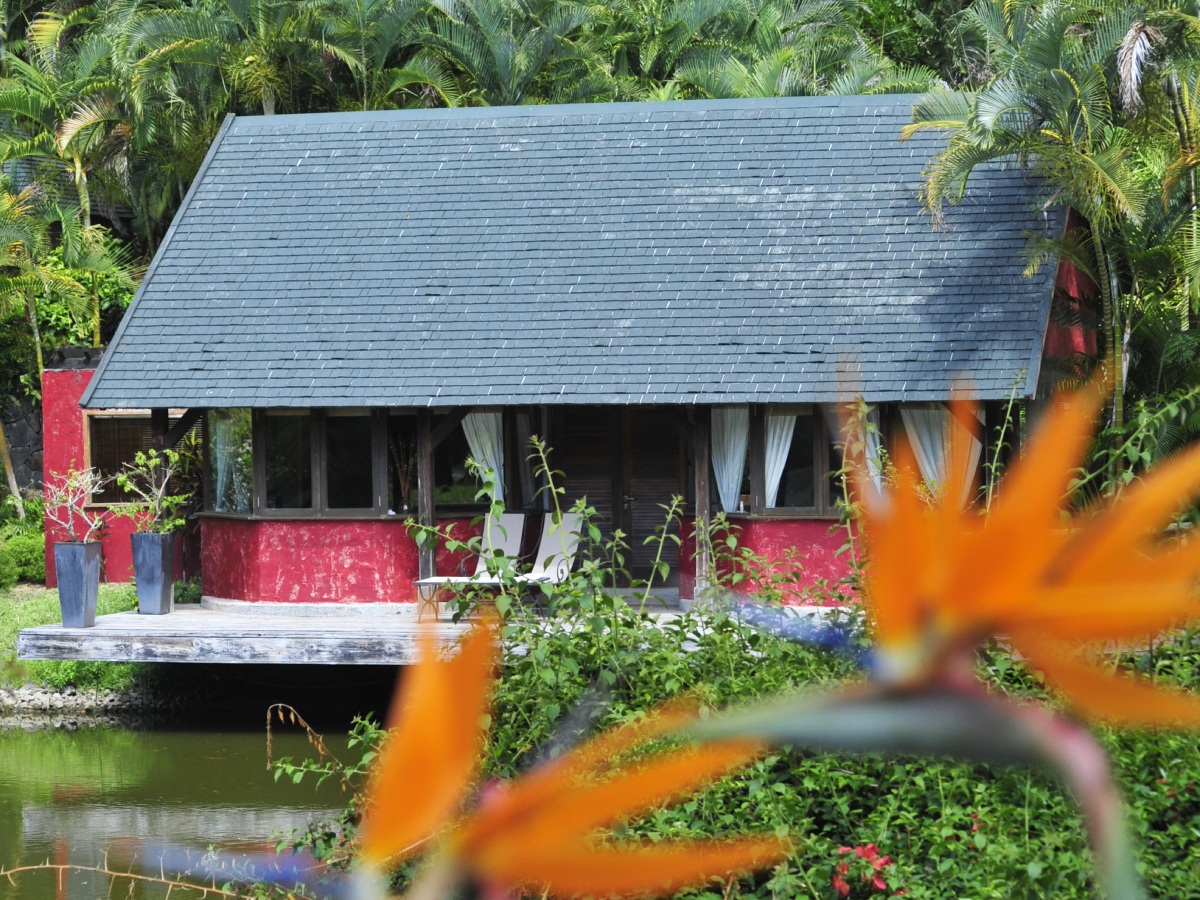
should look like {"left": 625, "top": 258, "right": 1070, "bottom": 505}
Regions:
{"left": 748, "top": 406, "right": 765, "bottom": 512}
{"left": 417, "top": 409, "right": 435, "bottom": 579}
{"left": 693, "top": 408, "right": 711, "bottom": 601}
{"left": 150, "top": 409, "right": 169, "bottom": 450}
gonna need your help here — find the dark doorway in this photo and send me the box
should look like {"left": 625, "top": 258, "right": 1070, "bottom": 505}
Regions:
{"left": 549, "top": 407, "right": 684, "bottom": 584}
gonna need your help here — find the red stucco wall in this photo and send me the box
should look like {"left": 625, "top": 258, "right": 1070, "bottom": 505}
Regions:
{"left": 679, "top": 517, "right": 854, "bottom": 605}
{"left": 201, "top": 516, "right": 480, "bottom": 603}
{"left": 42, "top": 369, "right": 138, "bottom": 586}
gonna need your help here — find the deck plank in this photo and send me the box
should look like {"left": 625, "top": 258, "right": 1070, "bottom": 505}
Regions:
{"left": 17, "top": 607, "right": 470, "bottom": 665}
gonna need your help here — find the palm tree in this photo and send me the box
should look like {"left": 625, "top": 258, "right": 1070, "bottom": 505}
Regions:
{"left": 906, "top": 0, "right": 1146, "bottom": 425}
{"left": 672, "top": 0, "right": 939, "bottom": 98}
{"left": 0, "top": 185, "right": 88, "bottom": 516}
{"left": 312, "top": 0, "right": 463, "bottom": 109}
{"left": 0, "top": 6, "right": 128, "bottom": 226}
{"left": 55, "top": 211, "right": 139, "bottom": 348}
{"left": 200, "top": 0, "right": 334, "bottom": 115}
{"left": 588, "top": 0, "right": 750, "bottom": 93}
{"left": 419, "top": 0, "right": 605, "bottom": 105}
{"left": 94, "top": 0, "right": 231, "bottom": 246}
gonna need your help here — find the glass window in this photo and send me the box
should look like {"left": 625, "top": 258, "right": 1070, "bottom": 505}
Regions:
{"left": 88, "top": 415, "right": 156, "bottom": 504}
{"left": 387, "top": 414, "right": 417, "bottom": 513}
{"left": 435, "top": 423, "right": 480, "bottom": 505}
{"left": 326, "top": 412, "right": 374, "bottom": 509}
{"left": 774, "top": 415, "right": 816, "bottom": 509}
{"left": 208, "top": 409, "right": 253, "bottom": 513}
{"left": 264, "top": 412, "right": 312, "bottom": 509}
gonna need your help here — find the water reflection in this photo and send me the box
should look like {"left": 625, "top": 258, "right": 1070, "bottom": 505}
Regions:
{"left": 0, "top": 727, "right": 343, "bottom": 899}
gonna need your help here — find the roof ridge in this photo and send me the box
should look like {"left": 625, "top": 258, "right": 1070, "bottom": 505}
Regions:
{"left": 229, "top": 94, "right": 929, "bottom": 128}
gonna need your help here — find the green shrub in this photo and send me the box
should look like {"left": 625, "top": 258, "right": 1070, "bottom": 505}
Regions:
{"left": 5, "top": 533, "right": 46, "bottom": 582}
{"left": 0, "top": 544, "right": 21, "bottom": 590}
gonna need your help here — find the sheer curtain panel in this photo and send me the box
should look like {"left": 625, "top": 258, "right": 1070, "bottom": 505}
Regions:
{"left": 463, "top": 411, "right": 506, "bottom": 503}
{"left": 764, "top": 414, "right": 797, "bottom": 508}
{"left": 898, "top": 405, "right": 982, "bottom": 507}
{"left": 710, "top": 407, "right": 749, "bottom": 513}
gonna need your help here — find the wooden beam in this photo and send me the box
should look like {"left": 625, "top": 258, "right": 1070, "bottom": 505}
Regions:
{"left": 417, "top": 409, "right": 435, "bottom": 578}
{"left": 150, "top": 408, "right": 169, "bottom": 450}
{"left": 431, "top": 407, "right": 468, "bottom": 449}
{"left": 693, "top": 408, "right": 711, "bottom": 601}
{"left": 948, "top": 401, "right": 985, "bottom": 443}
{"left": 163, "top": 409, "right": 203, "bottom": 449}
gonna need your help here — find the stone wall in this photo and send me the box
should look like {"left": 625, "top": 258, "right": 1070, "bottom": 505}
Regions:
{"left": 2, "top": 395, "right": 41, "bottom": 491}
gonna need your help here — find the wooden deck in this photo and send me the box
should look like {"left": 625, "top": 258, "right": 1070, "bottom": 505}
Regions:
{"left": 17, "top": 604, "right": 469, "bottom": 665}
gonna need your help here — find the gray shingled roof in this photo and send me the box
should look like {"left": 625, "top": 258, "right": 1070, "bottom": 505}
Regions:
{"left": 83, "top": 96, "right": 1059, "bottom": 410}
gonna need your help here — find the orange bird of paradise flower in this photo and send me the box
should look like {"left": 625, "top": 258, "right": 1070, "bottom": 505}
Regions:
{"left": 354, "top": 621, "right": 790, "bottom": 899}
{"left": 860, "top": 380, "right": 1200, "bottom": 728}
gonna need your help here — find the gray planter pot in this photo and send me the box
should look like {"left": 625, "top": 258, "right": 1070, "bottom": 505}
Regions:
{"left": 132, "top": 532, "right": 174, "bottom": 615}
{"left": 54, "top": 542, "right": 101, "bottom": 628}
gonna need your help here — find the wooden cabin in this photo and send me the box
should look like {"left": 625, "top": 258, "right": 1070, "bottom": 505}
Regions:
{"left": 48, "top": 95, "right": 1085, "bottom": 605}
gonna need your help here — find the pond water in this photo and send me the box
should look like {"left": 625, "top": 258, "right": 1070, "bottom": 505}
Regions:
{"left": 0, "top": 727, "right": 350, "bottom": 899}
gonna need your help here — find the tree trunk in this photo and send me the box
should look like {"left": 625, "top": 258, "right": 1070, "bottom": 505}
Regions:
{"left": 1094, "top": 235, "right": 1123, "bottom": 428}
{"left": 0, "top": 418, "right": 26, "bottom": 520}
{"left": 91, "top": 273, "right": 101, "bottom": 348}
{"left": 1165, "top": 73, "right": 1199, "bottom": 329}
{"left": 25, "top": 286, "right": 43, "bottom": 380}
{"left": 73, "top": 156, "right": 91, "bottom": 228}
{"left": 262, "top": 87, "right": 276, "bottom": 116}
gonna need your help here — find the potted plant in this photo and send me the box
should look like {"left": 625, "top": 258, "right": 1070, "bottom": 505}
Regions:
{"left": 116, "top": 448, "right": 191, "bottom": 615}
{"left": 44, "top": 467, "right": 111, "bottom": 628}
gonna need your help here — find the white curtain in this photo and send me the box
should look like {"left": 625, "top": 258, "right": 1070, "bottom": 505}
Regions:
{"left": 899, "top": 405, "right": 982, "bottom": 507}
{"left": 213, "top": 415, "right": 233, "bottom": 512}
{"left": 863, "top": 406, "right": 884, "bottom": 491}
{"left": 463, "top": 411, "right": 505, "bottom": 503}
{"left": 711, "top": 407, "right": 749, "bottom": 513}
{"left": 515, "top": 412, "right": 537, "bottom": 508}
{"left": 764, "top": 414, "right": 796, "bottom": 508}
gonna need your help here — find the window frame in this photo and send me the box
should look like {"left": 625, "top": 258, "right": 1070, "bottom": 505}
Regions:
{"left": 748, "top": 404, "right": 840, "bottom": 519}
{"left": 83, "top": 408, "right": 188, "bottom": 508}
{"left": 251, "top": 409, "right": 387, "bottom": 518}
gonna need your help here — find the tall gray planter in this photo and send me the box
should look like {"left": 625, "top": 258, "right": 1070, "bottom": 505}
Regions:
{"left": 132, "top": 532, "right": 174, "bottom": 615}
{"left": 54, "top": 542, "right": 101, "bottom": 628}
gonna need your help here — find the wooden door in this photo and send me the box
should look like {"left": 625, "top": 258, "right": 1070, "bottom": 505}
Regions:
{"left": 549, "top": 407, "right": 684, "bottom": 585}
{"left": 621, "top": 410, "right": 684, "bottom": 584}
{"left": 549, "top": 407, "right": 620, "bottom": 544}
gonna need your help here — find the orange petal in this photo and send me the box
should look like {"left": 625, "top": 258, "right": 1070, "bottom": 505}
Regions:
{"left": 1049, "top": 442, "right": 1200, "bottom": 584}
{"left": 358, "top": 623, "right": 496, "bottom": 862}
{"left": 1000, "top": 585, "right": 1200, "bottom": 642}
{"left": 988, "top": 385, "right": 1102, "bottom": 534}
{"left": 862, "top": 439, "right": 935, "bottom": 645}
{"left": 459, "top": 697, "right": 706, "bottom": 849}
{"left": 942, "top": 397, "right": 981, "bottom": 510}
{"left": 478, "top": 741, "right": 762, "bottom": 860}
{"left": 484, "top": 837, "right": 792, "bottom": 898}
{"left": 1017, "top": 634, "right": 1200, "bottom": 729}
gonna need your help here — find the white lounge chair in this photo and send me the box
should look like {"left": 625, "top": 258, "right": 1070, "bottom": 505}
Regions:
{"left": 515, "top": 512, "right": 583, "bottom": 586}
{"left": 413, "top": 512, "right": 526, "bottom": 619}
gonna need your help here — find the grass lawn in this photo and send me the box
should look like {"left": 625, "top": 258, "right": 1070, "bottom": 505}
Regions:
{"left": 0, "top": 582, "right": 141, "bottom": 690}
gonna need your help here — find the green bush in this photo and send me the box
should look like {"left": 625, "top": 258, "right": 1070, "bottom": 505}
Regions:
{"left": 0, "top": 543, "right": 21, "bottom": 590}
{"left": 282, "top": 608, "right": 1200, "bottom": 900}
{"left": 5, "top": 533, "right": 46, "bottom": 582}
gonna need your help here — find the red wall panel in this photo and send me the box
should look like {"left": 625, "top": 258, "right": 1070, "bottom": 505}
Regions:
{"left": 678, "top": 517, "right": 854, "bottom": 605}
{"left": 201, "top": 516, "right": 479, "bottom": 603}
{"left": 42, "top": 369, "right": 138, "bottom": 586}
